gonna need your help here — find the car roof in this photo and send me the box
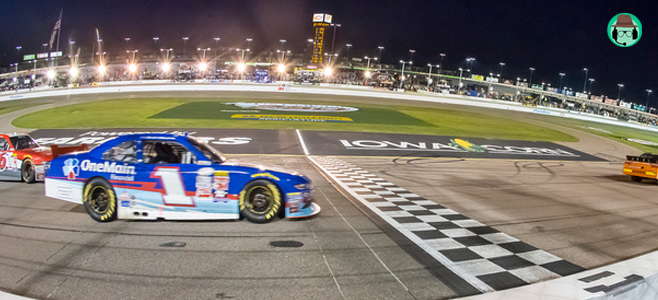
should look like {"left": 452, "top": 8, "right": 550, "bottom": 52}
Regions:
{"left": 0, "top": 133, "right": 29, "bottom": 139}
{"left": 110, "top": 133, "right": 189, "bottom": 142}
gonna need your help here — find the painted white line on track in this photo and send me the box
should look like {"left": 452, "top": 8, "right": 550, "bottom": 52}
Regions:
{"left": 295, "top": 129, "right": 310, "bottom": 155}
{"left": 296, "top": 129, "right": 412, "bottom": 294}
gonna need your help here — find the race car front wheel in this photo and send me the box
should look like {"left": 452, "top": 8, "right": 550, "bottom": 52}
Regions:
{"left": 21, "top": 159, "right": 36, "bottom": 183}
{"left": 239, "top": 179, "right": 282, "bottom": 223}
{"left": 83, "top": 178, "right": 117, "bottom": 222}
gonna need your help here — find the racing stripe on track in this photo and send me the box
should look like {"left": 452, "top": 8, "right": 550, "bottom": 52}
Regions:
{"left": 310, "top": 156, "right": 585, "bottom": 293}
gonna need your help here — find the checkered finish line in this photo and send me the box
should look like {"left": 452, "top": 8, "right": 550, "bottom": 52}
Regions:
{"left": 311, "top": 156, "right": 585, "bottom": 293}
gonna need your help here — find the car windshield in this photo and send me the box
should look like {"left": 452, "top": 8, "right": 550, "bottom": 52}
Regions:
{"left": 187, "top": 137, "right": 226, "bottom": 164}
{"left": 10, "top": 135, "right": 39, "bottom": 150}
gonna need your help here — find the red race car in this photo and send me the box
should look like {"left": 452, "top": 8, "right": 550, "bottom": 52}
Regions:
{"left": 0, "top": 133, "right": 87, "bottom": 183}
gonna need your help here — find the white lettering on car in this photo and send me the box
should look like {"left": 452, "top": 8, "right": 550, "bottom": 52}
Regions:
{"left": 80, "top": 160, "right": 137, "bottom": 175}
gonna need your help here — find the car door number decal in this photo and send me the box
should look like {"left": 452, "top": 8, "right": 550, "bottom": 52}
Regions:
{"left": 153, "top": 167, "right": 196, "bottom": 207}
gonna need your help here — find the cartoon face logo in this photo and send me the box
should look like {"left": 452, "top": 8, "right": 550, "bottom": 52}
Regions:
{"left": 608, "top": 14, "right": 642, "bottom": 47}
{"left": 63, "top": 158, "right": 80, "bottom": 180}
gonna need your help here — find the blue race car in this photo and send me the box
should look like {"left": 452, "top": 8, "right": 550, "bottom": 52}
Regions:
{"left": 45, "top": 133, "right": 319, "bottom": 223}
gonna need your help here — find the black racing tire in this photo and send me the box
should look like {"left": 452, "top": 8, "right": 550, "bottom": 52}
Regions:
{"left": 239, "top": 179, "right": 282, "bottom": 223}
{"left": 21, "top": 159, "right": 36, "bottom": 184}
{"left": 83, "top": 178, "right": 117, "bottom": 222}
{"left": 631, "top": 176, "right": 643, "bottom": 183}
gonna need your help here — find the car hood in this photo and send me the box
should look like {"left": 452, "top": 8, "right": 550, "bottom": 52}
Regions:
{"left": 223, "top": 161, "right": 301, "bottom": 177}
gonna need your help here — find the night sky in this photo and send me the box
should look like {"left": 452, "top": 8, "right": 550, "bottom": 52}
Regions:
{"left": 0, "top": 0, "right": 656, "bottom": 105}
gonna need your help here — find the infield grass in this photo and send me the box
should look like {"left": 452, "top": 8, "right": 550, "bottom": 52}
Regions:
{"left": 0, "top": 99, "right": 52, "bottom": 116}
{"left": 549, "top": 117, "right": 658, "bottom": 153}
{"left": 12, "top": 97, "right": 577, "bottom": 142}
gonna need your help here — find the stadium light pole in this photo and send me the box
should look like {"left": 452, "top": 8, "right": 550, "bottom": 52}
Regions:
{"left": 617, "top": 83, "right": 624, "bottom": 100}
{"left": 15, "top": 46, "right": 22, "bottom": 74}
{"left": 152, "top": 37, "right": 159, "bottom": 55}
{"left": 409, "top": 49, "right": 416, "bottom": 62}
{"left": 127, "top": 50, "right": 138, "bottom": 63}
{"left": 329, "top": 24, "right": 341, "bottom": 65}
{"left": 559, "top": 73, "right": 565, "bottom": 93}
{"left": 646, "top": 89, "right": 652, "bottom": 111}
{"left": 499, "top": 62, "right": 505, "bottom": 78}
{"left": 377, "top": 46, "right": 384, "bottom": 64}
{"left": 279, "top": 39, "right": 286, "bottom": 49}
{"left": 528, "top": 67, "right": 535, "bottom": 87}
{"left": 277, "top": 50, "right": 291, "bottom": 62}
{"left": 427, "top": 64, "right": 439, "bottom": 89}
{"left": 439, "top": 53, "right": 446, "bottom": 75}
{"left": 246, "top": 38, "right": 253, "bottom": 49}
{"left": 197, "top": 47, "right": 210, "bottom": 79}
{"left": 182, "top": 37, "right": 189, "bottom": 57}
{"left": 466, "top": 57, "right": 475, "bottom": 72}
{"left": 364, "top": 56, "right": 377, "bottom": 77}
{"left": 124, "top": 37, "right": 131, "bottom": 59}
{"left": 458, "top": 68, "right": 469, "bottom": 94}
{"left": 345, "top": 43, "right": 352, "bottom": 65}
{"left": 214, "top": 37, "right": 220, "bottom": 57}
{"left": 238, "top": 48, "right": 250, "bottom": 62}
{"left": 582, "top": 68, "right": 588, "bottom": 93}
{"left": 399, "top": 60, "right": 411, "bottom": 89}
{"left": 32, "top": 59, "right": 37, "bottom": 79}
{"left": 161, "top": 48, "right": 173, "bottom": 61}
{"left": 68, "top": 40, "right": 76, "bottom": 62}
{"left": 588, "top": 78, "right": 595, "bottom": 94}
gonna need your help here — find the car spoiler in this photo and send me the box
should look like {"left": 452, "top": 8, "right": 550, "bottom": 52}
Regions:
{"left": 627, "top": 154, "right": 658, "bottom": 164}
{"left": 51, "top": 144, "right": 90, "bottom": 159}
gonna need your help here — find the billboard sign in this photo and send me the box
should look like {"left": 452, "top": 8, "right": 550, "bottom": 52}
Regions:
{"left": 23, "top": 54, "right": 36, "bottom": 61}
{"left": 37, "top": 53, "right": 49, "bottom": 59}
{"left": 313, "top": 13, "right": 332, "bottom": 24}
{"left": 50, "top": 51, "right": 63, "bottom": 58}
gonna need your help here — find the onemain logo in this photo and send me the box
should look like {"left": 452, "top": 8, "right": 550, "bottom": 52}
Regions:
{"left": 80, "top": 160, "right": 137, "bottom": 175}
{"left": 63, "top": 158, "right": 80, "bottom": 180}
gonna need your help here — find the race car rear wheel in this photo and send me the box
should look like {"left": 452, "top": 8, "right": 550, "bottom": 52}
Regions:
{"left": 239, "top": 179, "right": 282, "bottom": 223}
{"left": 21, "top": 159, "right": 36, "bottom": 184}
{"left": 631, "top": 176, "right": 643, "bottom": 182}
{"left": 83, "top": 178, "right": 117, "bottom": 222}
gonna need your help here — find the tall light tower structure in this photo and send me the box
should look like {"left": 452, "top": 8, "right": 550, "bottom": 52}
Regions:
{"left": 311, "top": 13, "right": 332, "bottom": 65}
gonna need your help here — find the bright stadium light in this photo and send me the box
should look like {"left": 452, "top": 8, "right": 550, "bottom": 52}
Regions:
{"left": 237, "top": 63, "right": 246, "bottom": 72}
{"left": 162, "top": 63, "right": 170, "bottom": 72}
{"left": 325, "top": 67, "right": 333, "bottom": 76}
{"left": 199, "top": 62, "right": 208, "bottom": 71}
{"left": 98, "top": 64, "right": 107, "bottom": 75}
{"left": 128, "top": 63, "right": 138, "bottom": 73}
{"left": 69, "top": 67, "right": 79, "bottom": 77}
{"left": 365, "top": 71, "right": 371, "bottom": 78}
{"left": 47, "top": 69, "right": 56, "bottom": 79}
{"left": 277, "top": 64, "right": 285, "bottom": 73}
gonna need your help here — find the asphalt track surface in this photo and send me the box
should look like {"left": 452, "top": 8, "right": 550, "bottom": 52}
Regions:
{"left": 1, "top": 90, "right": 657, "bottom": 300}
